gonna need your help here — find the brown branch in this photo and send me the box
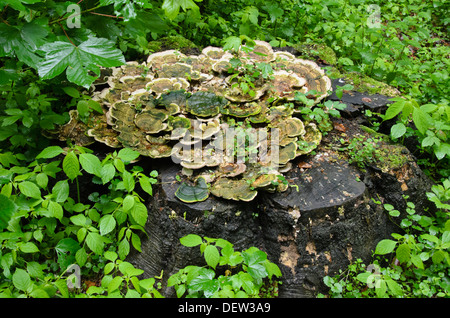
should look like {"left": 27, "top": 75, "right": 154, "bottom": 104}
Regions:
{"left": 89, "top": 11, "right": 123, "bottom": 19}
{"left": 58, "top": 21, "right": 76, "bottom": 47}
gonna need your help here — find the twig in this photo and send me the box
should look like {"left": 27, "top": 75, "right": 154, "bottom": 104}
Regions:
{"left": 89, "top": 11, "right": 123, "bottom": 19}
{"left": 58, "top": 21, "right": 76, "bottom": 46}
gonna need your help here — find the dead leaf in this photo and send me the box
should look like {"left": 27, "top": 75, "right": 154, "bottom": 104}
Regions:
{"left": 362, "top": 97, "right": 372, "bottom": 103}
{"left": 297, "top": 162, "right": 312, "bottom": 169}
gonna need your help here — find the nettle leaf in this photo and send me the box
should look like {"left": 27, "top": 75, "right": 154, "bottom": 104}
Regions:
{"left": 37, "top": 37, "right": 125, "bottom": 88}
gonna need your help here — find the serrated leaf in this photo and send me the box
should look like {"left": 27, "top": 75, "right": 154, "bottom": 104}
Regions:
{"left": 36, "top": 146, "right": 64, "bottom": 159}
{"left": 412, "top": 107, "right": 432, "bottom": 135}
{"left": 390, "top": 122, "right": 406, "bottom": 139}
{"left": 395, "top": 243, "right": 411, "bottom": 263}
{"left": 48, "top": 200, "right": 63, "bottom": 220}
{"left": 18, "top": 181, "right": 41, "bottom": 199}
{"left": 117, "top": 148, "right": 140, "bottom": 162}
{"left": 12, "top": 268, "right": 31, "bottom": 292}
{"left": 180, "top": 234, "right": 203, "bottom": 247}
{"left": 0, "top": 194, "right": 16, "bottom": 230}
{"left": 37, "top": 37, "right": 125, "bottom": 88}
{"left": 79, "top": 153, "right": 102, "bottom": 177}
{"left": 129, "top": 202, "right": 147, "bottom": 227}
{"left": 99, "top": 214, "right": 116, "bottom": 236}
{"left": 384, "top": 100, "right": 405, "bottom": 120}
{"left": 204, "top": 245, "right": 220, "bottom": 269}
{"left": 85, "top": 232, "right": 104, "bottom": 255}
{"left": 63, "top": 151, "right": 80, "bottom": 181}
{"left": 101, "top": 163, "right": 116, "bottom": 184}
{"left": 374, "top": 239, "right": 397, "bottom": 255}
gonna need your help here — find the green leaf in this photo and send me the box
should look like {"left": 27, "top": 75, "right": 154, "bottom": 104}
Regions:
{"left": 204, "top": 245, "right": 220, "bottom": 269}
{"left": 0, "top": 22, "right": 47, "bottom": 69}
{"left": 75, "top": 247, "right": 88, "bottom": 267}
{"left": 122, "top": 195, "right": 135, "bottom": 212}
{"left": 20, "top": 242, "right": 39, "bottom": 253}
{"left": 390, "top": 122, "right": 406, "bottom": 139}
{"left": 374, "top": 239, "right": 397, "bottom": 255}
{"left": 52, "top": 180, "right": 69, "bottom": 203}
{"left": 36, "top": 146, "right": 64, "bottom": 159}
{"left": 395, "top": 243, "right": 411, "bottom": 263}
{"left": 188, "top": 268, "right": 219, "bottom": 298}
{"left": 79, "top": 153, "right": 102, "bottom": 177}
{"left": 0, "top": 194, "right": 16, "bottom": 230}
{"left": 55, "top": 238, "right": 80, "bottom": 254}
{"left": 162, "top": 0, "right": 199, "bottom": 20}
{"left": 63, "top": 151, "right": 80, "bottom": 181}
{"left": 48, "top": 200, "right": 63, "bottom": 220}
{"left": 85, "top": 232, "right": 104, "bottom": 255}
{"left": 108, "top": 276, "right": 124, "bottom": 294}
{"left": 384, "top": 100, "right": 405, "bottom": 120}
{"left": 118, "top": 237, "right": 130, "bottom": 260}
{"left": 411, "top": 254, "right": 424, "bottom": 269}
{"left": 122, "top": 170, "right": 134, "bottom": 192}
{"left": 117, "top": 148, "right": 140, "bottom": 162}
{"left": 139, "top": 176, "right": 153, "bottom": 196}
{"left": 222, "top": 36, "right": 242, "bottom": 52}
{"left": 37, "top": 37, "right": 125, "bottom": 88}
{"left": 18, "top": 181, "right": 41, "bottom": 199}
{"left": 101, "top": 163, "right": 116, "bottom": 184}
{"left": 99, "top": 214, "right": 116, "bottom": 236}
{"left": 12, "top": 268, "right": 32, "bottom": 292}
{"left": 412, "top": 107, "right": 432, "bottom": 135}
{"left": 180, "top": 234, "right": 203, "bottom": 247}
{"left": 385, "top": 277, "right": 403, "bottom": 296}
{"left": 129, "top": 202, "right": 147, "bottom": 227}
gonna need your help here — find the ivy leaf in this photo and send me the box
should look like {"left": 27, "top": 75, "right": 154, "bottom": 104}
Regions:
{"left": 37, "top": 37, "right": 125, "bottom": 88}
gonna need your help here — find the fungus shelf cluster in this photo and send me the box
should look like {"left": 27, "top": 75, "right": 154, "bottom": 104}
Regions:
{"left": 57, "top": 41, "right": 332, "bottom": 203}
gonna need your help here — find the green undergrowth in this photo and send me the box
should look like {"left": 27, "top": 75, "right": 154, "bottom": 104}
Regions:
{"left": 0, "top": 0, "right": 449, "bottom": 298}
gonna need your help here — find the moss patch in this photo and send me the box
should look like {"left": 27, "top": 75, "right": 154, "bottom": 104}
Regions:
{"left": 148, "top": 35, "right": 198, "bottom": 53}
{"left": 293, "top": 42, "right": 337, "bottom": 65}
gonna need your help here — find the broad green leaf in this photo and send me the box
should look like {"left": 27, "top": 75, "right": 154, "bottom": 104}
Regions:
{"left": 18, "top": 181, "right": 41, "bottom": 199}
{"left": 101, "top": 163, "right": 116, "bottom": 184}
{"left": 52, "top": 180, "right": 69, "bottom": 203}
{"left": 384, "top": 100, "right": 405, "bottom": 120}
{"left": 412, "top": 107, "right": 432, "bottom": 135}
{"left": 79, "top": 153, "right": 102, "bottom": 177}
{"left": 374, "top": 239, "right": 397, "bottom": 255}
{"left": 139, "top": 176, "right": 153, "bottom": 196}
{"left": 411, "top": 254, "right": 424, "bottom": 269}
{"left": 129, "top": 202, "right": 147, "bottom": 227}
{"left": 70, "top": 214, "right": 87, "bottom": 226}
{"left": 118, "top": 237, "right": 130, "bottom": 260}
{"left": 222, "top": 36, "right": 242, "bottom": 52}
{"left": 20, "top": 242, "right": 39, "bottom": 253}
{"left": 63, "top": 151, "right": 80, "bottom": 181}
{"left": 75, "top": 247, "right": 88, "bottom": 267}
{"left": 48, "top": 200, "right": 63, "bottom": 220}
{"left": 188, "top": 268, "right": 218, "bottom": 298}
{"left": 204, "top": 245, "right": 220, "bottom": 269}
{"left": 0, "top": 22, "right": 47, "bottom": 69}
{"left": 395, "top": 243, "right": 411, "bottom": 263}
{"left": 108, "top": 276, "right": 124, "bottom": 294}
{"left": 0, "top": 194, "right": 16, "bottom": 230}
{"left": 55, "top": 238, "right": 80, "bottom": 254}
{"left": 180, "top": 234, "right": 203, "bottom": 247}
{"left": 122, "top": 194, "right": 135, "bottom": 212}
{"left": 162, "top": 0, "right": 199, "bottom": 20}
{"left": 38, "top": 37, "right": 125, "bottom": 88}
{"left": 390, "top": 122, "right": 406, "bottom": 139}
{"left": 12, "top": 268, "right": 32, "bottom": 292}
{"left": 122, "top": 170, "right": 134, "bottom": 192}
{"left": 36, "top": 146, "right": 64, "bottom": 159}
{"left": 99, "top": 214, "right": 116, "bottom": 236}
{"left": 85, "top": 232, "right": 104, "bottom": 255}
{"left": 117, "top": 148, "right": 140, "bottom": 162}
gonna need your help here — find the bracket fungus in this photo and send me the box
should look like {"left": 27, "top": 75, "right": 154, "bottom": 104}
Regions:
{"left": 53, "top": 41, "right": 332, "bottom": 202}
